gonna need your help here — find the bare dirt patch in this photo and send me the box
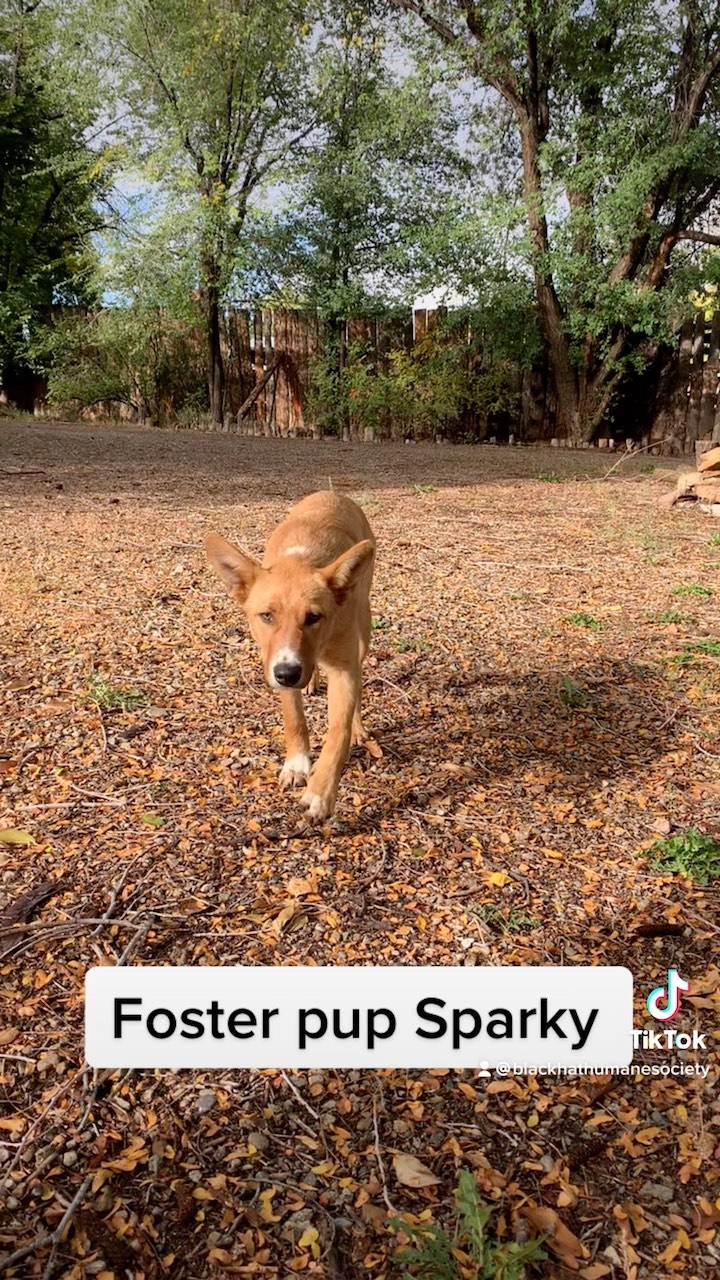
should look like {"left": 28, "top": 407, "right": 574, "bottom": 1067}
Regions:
{"left": 1, "top": 421, "right": 719, "bottom": 1277}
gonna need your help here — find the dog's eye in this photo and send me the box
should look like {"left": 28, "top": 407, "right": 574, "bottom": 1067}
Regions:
{"left": 304, "top": 612, "right": 322, "bottom": 627}
{"left": 258, "top": 612, "right": 274, "bottom": 625}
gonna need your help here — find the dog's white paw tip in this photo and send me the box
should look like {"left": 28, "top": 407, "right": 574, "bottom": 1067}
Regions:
{"left": 299, "top": 789, "right": 334, "bottom": 820}
{"left": 279, "top": 753, "right": 311, "bottom": 789}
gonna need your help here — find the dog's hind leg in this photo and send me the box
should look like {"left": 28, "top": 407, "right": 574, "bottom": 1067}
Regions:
{"left": 351, "top": 603, "right": 372, "bottom": 747}
{"left": 306, "top": 666, "right": 320, "bottom": 695}
{"left": 351, "top": 688, "right": 367, "bottom": 748}
{"left": 278, "top": 690, "right": 312, "bottom": 788}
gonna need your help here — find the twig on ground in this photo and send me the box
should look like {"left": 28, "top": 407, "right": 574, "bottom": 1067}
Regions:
{"left": 66, "top": 782, "right": 125, "bottom": 803}
{"left": 90, "top": 852, "right": 145, "bottom": 937}
{"left": 15, "top": 746, "right": 43, "bottom": 775}
{"left": 114, "top": 918, "right": 151, "bottom": 967}
{"left": 79, "top": 1068, "right": 135, "bottom": 1130}
{"left": 3, "top": 1068, "right": 85, "bottom": 1183}
{"left": 40, "top": 1173, "right": 94, "bottom": 1280}
{"left": 280, "top": 1070, "right": 329, "bottom": 1155}
{"left": 0, "top": 469, "right": 47, "bottom": 476}
{"left": 355, "top": 837, "right": 390, "bottom": 892}
{"left": 365, "top": 674, "right": 413, "bottom": 702}
{"left": 0, "top": 1234, "right": 53, "bottom": 1275}
{"left": 0, "top": 917, "right": 146, "bottom": 963}
{"left": 600, "top": 437, "right": 670, "bottom": 480}
{"left": 472, "top": 559, "right": 592, "bottom": 572}
{"left": 507, "top": 869, "right": 532, "bottom": 905}
{"left": 372, "top": 1096, "right": 397, "bottom": 1215}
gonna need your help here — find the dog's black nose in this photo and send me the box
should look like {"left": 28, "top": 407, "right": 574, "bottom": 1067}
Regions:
{"left": 274, "top": 661, "right": 303, "bottom": 688}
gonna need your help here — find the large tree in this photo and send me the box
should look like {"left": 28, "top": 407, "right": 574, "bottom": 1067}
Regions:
{"left": 245, "top": 0, "right": 467, "bottom": 432}
{"left": 0, "top": 0, "right": 107, "bottom": 399}
{"left": 280, "top": 3, "right": 463, "bottom": 310}
{"left": 392, "top": 0, "right": 720, "bottom": 442}
{"left": 87, "top": 0, "right": 315, "bottom": 423}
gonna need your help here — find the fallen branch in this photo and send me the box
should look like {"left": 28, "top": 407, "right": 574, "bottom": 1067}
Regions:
{"left": 0, "top": 469, "right": 47, "bottom": 477}
{"left": 600, "top": 437, "right": 671, "bottom": 480}
{"left": 236, "top": 354, "right": 283, "bottom": 422}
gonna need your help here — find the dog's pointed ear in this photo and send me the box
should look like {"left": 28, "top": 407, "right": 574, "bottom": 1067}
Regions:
{"left": 322, "top": 539, "right": 375, "bottom": 603}
{"left": 204, "top": 533, "right": 260, "bottom": 603}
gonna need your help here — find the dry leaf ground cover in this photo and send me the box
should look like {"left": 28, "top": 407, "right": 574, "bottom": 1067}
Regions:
{"left": 0, "top": 419, "right": 719, "bottom": 1279}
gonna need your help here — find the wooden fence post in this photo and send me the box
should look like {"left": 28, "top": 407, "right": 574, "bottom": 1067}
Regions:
{"left": 700, "top": 310, "right": 720, "bottom": 443}
{"left": 685, "top": 311, "right": 706, "bottom": 445}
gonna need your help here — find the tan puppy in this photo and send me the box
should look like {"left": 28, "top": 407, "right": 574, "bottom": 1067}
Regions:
{"left": 205, "top": 491, "right": 375, "bottom": 819}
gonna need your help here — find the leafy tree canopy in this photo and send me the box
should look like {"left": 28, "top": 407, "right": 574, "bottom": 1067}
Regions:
{"left": 0, "top": 0, "right": 111, "bottom": 375}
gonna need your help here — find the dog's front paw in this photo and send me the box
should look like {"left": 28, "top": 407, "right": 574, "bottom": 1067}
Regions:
{"left": 299, "top": 787, "right": 335, "bottom": 820}
{"left": 279, "top": 753, "right": 312, "bottom": 789}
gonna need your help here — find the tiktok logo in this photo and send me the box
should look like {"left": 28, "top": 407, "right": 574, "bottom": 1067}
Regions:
{"left": 646, "top": 969, "right": 690, "bottom": 1022}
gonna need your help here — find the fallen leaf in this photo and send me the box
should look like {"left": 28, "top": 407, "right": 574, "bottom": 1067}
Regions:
{"left": 393, "top": 1152, "right": 440, "bottom": 1188}
{"left": 0, "top": 1115, "right": 26, "bottom": 1134}
{"left": 486, "top": 871, "right": 510, "bottom": 887}
{"left": 0, "top": 828, "right": 35, "bottom": 846}
{"left": 523, "top": 1205, "right": 588, "bottom": 1265}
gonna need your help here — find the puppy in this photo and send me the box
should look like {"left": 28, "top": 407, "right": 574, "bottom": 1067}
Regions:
{"left": 205, "top": 491, "right": 375, "bottom": 819}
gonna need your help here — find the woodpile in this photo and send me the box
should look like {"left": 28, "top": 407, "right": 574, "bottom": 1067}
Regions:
{"left": 660, "top": 441, "right": 720, "bottom": 515}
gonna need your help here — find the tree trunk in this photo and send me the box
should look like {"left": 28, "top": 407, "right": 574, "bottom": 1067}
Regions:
{"left": 201, "top": 252, "right": 224, "bottom": 425}
{"left": 328, "top": 313, "right": 349, "bottom": 437}
{"left": 516, "top": 115, "right": 583, "bottom": 442}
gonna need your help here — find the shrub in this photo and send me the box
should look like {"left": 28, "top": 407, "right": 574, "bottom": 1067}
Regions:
{"left": 640, "top": 828, "right": 720, "bottom": 884}
{"left": 393, "top": 1170, "right": 546, "bottom": 1279}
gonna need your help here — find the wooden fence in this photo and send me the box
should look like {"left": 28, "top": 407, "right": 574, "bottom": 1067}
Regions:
{"left": 8, "top": 304, "right": 720, "bottom": 450}
{"left": 649, "top": 312, "right": 720, "bottom": 451}
{"left": 222, "top": 309, "right": 411, "bottom": 438}
{"left": 224, "top": 308, "right": 323, "bottom": 436}
{"left": 217, "top": 305, "right": 720, "bottom": 449}
{"left": 220, "top": 306, "right": 544, "bottom": 441}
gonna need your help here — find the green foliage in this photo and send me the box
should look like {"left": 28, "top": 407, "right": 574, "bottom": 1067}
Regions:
{"left": 565, "top": 612, "right": 601, "bottom": 630}
{"left": 308, "top": 300, "right": 536, "bottom": 439}
{"left": 141, "top": 812, "right": 165, "bottom": 829}
{"left": 76, "top": 0, "right": 316, "bottom": 418}
{"left": 394, "top": 1170, "right": 545, "bottom": 1279}
{"left": 672, "top": 639, "right": 720, "bottom": 666}
{"left": 641, "top": 829, "right": 720, "bottom": 884}
{"left": 395, "top": 633, "right": 429, "bottom": 653}
{"left": 87, "top": 671, "right": 145, "bottom": 713}
{"left": 400, "top": 0, "right": 720, "bottom": 438}
{"left": 537, "top": 471, "right": 564, "bottom": 483}
{"left": 253, "top": 3, "right": 467, "bottom": 320}
{"left": 654, "top": 611, "right": 690, "bottom": 624}
{"left": 39, "top": 210, "right": 207, "bottom": 422}
{"left": 558, "top": 675, "right": 589, "bottom": 708}
{"left": 671, "top": 584, "right": 713, "bottom": 598}
{"left": 469, "top": 905, "right": 540, "bottom": 935}
{"left": 710, "top": 534, "right": 720, "bottom": 548}
{"left": 0, "top": 0, "right": 109, "bottom": 380}
{"left": 43, "top": 305, "right": 205, "bottom": 424}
